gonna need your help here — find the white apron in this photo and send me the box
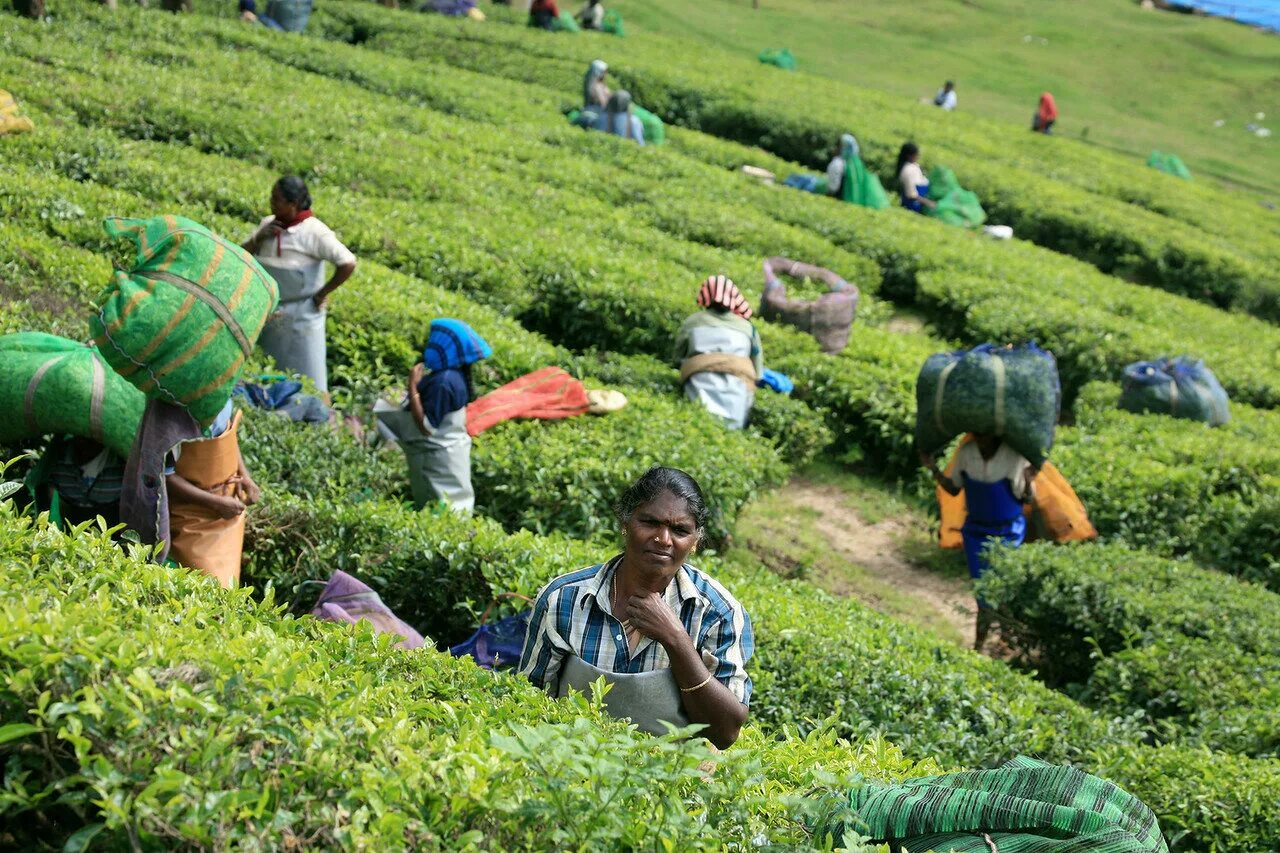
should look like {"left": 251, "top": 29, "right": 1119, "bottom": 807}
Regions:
{"left": 374, "top": 402, "right": 474, "bottom": 513}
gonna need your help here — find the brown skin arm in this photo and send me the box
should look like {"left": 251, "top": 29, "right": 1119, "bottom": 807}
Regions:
{"left": 166, "top": 472, "right": 245, "bottom": 519}
{"left": 624, "top": 593, "right": 748, "bottom": 749}
{"left": 407, "top": 363, "right": 431, "bottom": 436}
{"left": 313, "top": 260, "right": 356, "bottom": 311}
{"left": 241, "top": 221, "right": 283, "bottom": 254}
{"left": 920, "top": 450, "right": 961, "bottom": 496}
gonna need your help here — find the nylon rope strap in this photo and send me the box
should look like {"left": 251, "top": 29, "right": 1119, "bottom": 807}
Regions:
{"left": 933, "top": 359, "right": 959, "bottom": 436}
{"left": 991, "top": 355, "right": 1007, "bottom": 436}
{"left": 24, "top": 354, "right": 70, "bottom": 434}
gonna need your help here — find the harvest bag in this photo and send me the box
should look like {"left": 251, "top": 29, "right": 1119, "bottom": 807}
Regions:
{"left": 312, "top": 571, "right": 426, "bottom": 651}
{"left": 1119, "top": 357, "right": 1229, "bottom": 426}
{"left": 91, "top": 216, "right": 279, "bottom": 429}
{"left": 760, "top": 256, "right": 858, "bottom": 354}
{"left": 449, "top": 594, "right": 533, "bottom": 670}
{"left": 915, "top": 343, "right": 1060, "bottom": 466}
{"left": 811, "top": 755, "right": 1168, "bottom": 852}
{"left": 0, "top": 332, "right": 145, "bottom": 458}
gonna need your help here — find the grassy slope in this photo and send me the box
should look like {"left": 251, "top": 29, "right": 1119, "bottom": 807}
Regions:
{"left": 604, "top": 0, "right": 1280, "bottom": 194}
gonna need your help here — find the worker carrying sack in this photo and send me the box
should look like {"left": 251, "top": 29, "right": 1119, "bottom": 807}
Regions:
{"left": 925, "top": 165, "right": 987, "bottom": 229}
{"left": 90, "top": 216, "right": 279, "bottom": 430}
{"left": 1119, "top": 357, "right": 1229, "bottom": 426}
{"left": 759, "top": 256, "right": 858, "bottom": 354}
{"left": 915, "top": 342, "right": 1060, "bottom": 467}
{"left": 0, "top": 332, "right": 146, "bottom": 459}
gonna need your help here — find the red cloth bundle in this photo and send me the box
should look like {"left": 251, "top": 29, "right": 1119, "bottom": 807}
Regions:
{"left": 465, "top": 366, "right": 589, "bottom": 437}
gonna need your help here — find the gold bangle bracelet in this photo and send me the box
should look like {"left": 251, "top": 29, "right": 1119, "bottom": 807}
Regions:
{"left": 680, "top": 673, "right": 715, "bottom": 694}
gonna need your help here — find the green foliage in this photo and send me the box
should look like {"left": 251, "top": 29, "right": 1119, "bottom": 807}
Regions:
{"left": 0, "top": 506, "right": 946, "bottom": 850}
{"left": 979, "top": 541, "right": 1280, "bottom": 760}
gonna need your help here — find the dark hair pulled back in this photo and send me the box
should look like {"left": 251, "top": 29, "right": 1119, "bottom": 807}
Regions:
{"left": 274, "top": 175, "right": 312, "bottom": 210}
{"left": 895, "top": 142, "right": 919, "bottom": 178}
{"left": 615, "top": 466, "right": 710, "bottom": 538}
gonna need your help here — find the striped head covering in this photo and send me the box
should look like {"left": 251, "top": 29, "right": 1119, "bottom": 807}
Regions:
{"left": 423, "top": 319, "right": 492, "bottom": 372}
{"left": 697, "top": 275, "right": 752, "bottom": 320}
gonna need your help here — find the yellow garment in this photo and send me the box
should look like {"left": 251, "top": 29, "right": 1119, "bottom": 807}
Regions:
{"left": 937, "top": 434, "right": 1096, "bottom": 548}
{"left": 0, "top": 90, "right": 34, "bottom": 135}
{"left": 168, "top": 410, "right": 246, "bottom": 588}
{"left": 467, "top": 5, "right": 485, "bottom": 19}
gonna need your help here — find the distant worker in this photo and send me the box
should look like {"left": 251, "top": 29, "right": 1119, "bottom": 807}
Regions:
{"left": 896, "top": 142, "right": 936, "bottom": 213}
{"left": 28, "top": 436, "right": 125, "bottom": 529}
{"left": 921, "top": 433, "right": 1039, "bottom": 650}
{"left": 1032, "top": 92, "right": 1057, "bottom": 134}
{"left": 602, "top": 90, "right": 645, "bottom": 144}
{"left": 400, "top": 319, "right": 492, "bottom": 512}
{"left": 934, "top": 80, "right": 957, "bottom": 111}
{"left": 520, "top": 466, "right": 754, "bottom": 749}
{"left": 243, "top": 176, "right": 357, "bottom": 395}
{"left": 165, "top": 399, "right": 261, "bottom": 589}
{"left": 825, "top": 133, "right": 861, "bottom": 198}
{"left": 529, "top": 0, "right": 559, "bottom": 29}
{"left": 577, "top": 0, "right": 603, "bottom": 29}
{"left": 238, "top": 0, "right": 283, "bottom": 28}
{"left": 673, "top": 275, "right": 763, "bottom": 430}
{"left": 583, "top": 59, "right": 611, "bottom": 111}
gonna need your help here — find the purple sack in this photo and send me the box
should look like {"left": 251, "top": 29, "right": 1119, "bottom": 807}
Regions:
{"left": 310, "top": 571, "right": 426, "bottom": 650}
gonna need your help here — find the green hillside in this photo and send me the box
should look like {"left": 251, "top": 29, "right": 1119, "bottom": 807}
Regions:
{"left": 608, "top": 0, "right": 1280, "bottom": 195}
{"left": 1, "top": 0, "right": 1279, "bottom": 849}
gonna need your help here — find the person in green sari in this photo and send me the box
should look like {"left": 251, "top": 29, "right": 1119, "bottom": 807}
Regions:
{"left": 825, "top": 133, "right": 889, "bottom": 209}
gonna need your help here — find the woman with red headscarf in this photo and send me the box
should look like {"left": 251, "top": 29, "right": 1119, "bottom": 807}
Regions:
{"left": 1032, "top": 92, "right": 1057, "bottom": 134}
{"left": 671, "top": 275, "right": 764, "bottom": 429}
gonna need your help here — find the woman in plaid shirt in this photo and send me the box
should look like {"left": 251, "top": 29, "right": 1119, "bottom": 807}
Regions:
{"left": 519, "top": 467, "right": 753, "bottom": 749}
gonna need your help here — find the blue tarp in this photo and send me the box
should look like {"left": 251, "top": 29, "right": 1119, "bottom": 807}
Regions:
{"left": 1177, "top": 0, "right": 1280, "bottom": 32}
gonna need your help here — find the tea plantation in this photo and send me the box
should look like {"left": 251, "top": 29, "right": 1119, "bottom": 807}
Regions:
{"left": 2, "top": 2, "right": 1279, "bottom": 849}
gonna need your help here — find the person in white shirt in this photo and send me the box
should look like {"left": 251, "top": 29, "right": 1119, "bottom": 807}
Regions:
{"left": 921, "top": 433, "right": 1039, "bottom": 650}
{"left": 577, "top": 0, "right": 603, "bottom": 29}
{"left": 243, "top": 176, "right": 356, "bottom": 393}
{"left": 934, "top": 80, "right": 957, "bottom": 111}
{"left": 895, "top": 141, "right": 936, "bottom": 214}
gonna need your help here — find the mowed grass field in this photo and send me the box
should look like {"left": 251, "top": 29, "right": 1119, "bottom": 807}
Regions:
{"left": 605, "top": 0, "right": 1280, "bottom": 195}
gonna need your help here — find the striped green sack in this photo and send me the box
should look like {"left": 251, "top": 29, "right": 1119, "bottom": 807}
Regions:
{"left": 90, "top": 215, "right": 279, "bottom": 428}
{"left": 0, "top": 332, "right": 146, "bottom": 459}
{"left": 812, "top": 756, "right": 1167, "bottom": 852}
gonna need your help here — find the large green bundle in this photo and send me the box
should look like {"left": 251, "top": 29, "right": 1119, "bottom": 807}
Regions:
{"left": 758, "top": 48, "right": 797, "bottom": 71}
{"left": 915, "top": 343, "right": 1060, "bottom": 466}
{"left": 0, "top": 332, "right": 145, "bottom": 458}
{"left": 90, "top": 216, "right": 278, "bottom": 428}
{"left": 925, "top": 165, "right": 986, "bottom": 229}
{"left": 1119, "top": 357, "right": 1229, "bottom": 426}
{"left": 1146, "top": 150, "right": 1192, "bottom": 181}
{"left": 632, "top": 105, "right": 665, "bottom": 145}
{"left": 812, "top": 756, "right": 1167, "bottom": 852}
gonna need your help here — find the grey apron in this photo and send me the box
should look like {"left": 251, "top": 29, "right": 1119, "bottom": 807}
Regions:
{"left": 374, "top": 401, "right": 474, "bottom": 513}
{"left": 554, "top": 653, "right": 717, "bottom": 736}
{"left": 258, "top": 263, "right": 328, "bottom": 392}
{"left": 683, "top": 325, "right": 753, "bottom": 429}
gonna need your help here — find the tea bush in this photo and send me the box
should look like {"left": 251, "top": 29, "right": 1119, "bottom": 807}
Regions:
{"left": 332, "top": 0, "right": 1280, "bottom": 322}
{"left": 0, "top": 506, "right": 947, "bottom": 850}
{"left": 979, "top": 541, "right": 1280, "bottom": 759}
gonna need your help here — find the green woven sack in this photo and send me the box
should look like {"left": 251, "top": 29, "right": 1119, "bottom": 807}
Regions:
{"left": 915, "top": 342, "right": 1061, "bottom": 466}
{"left": 925, "top": 165, "right": 987, "bottom": 229}
{"left": 602, "top": 8, "right": 624, "bottom": 35}
{"left": 0, "top": 332, "right": 145, "bottom": 458}
{"left": 632, "top": 105, "right": 665, "bottom": 145}
{"left": 90, "top": 216, "right": 279, "bottom": 428}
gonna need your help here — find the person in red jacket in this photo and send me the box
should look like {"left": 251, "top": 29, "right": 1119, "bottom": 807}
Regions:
{"left": 529, "top": 0, "right": 559, "bottom": 28}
